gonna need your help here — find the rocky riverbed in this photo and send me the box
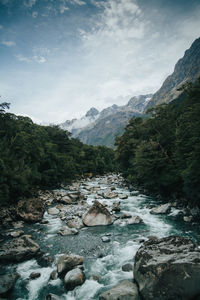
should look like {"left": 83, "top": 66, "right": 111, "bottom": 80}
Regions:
{"left": 0, "top": 174, "right": 200, "bottom": 299}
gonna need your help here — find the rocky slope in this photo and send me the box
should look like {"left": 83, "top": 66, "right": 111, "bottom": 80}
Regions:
{"left": 60, "top": 94, "right": 152, "bottom": 147}
{"left": 147, "top": 37, "right": 200, "bottom": 109}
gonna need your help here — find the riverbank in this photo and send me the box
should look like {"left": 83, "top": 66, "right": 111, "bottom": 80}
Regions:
{"left": 0, "top": 174, "right": 200, "bottom": 299}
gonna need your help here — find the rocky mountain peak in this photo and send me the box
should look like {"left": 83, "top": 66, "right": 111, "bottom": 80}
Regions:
{"left": 85, "top": 107, "right": 99, "bottom": 118}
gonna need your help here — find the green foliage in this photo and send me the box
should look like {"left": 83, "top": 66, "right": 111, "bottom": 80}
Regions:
{"left": 116, "top": 80, "right": 200, "bottom": 205}
{"left": 0, "top": 106, "right": 116, "bottom": 204}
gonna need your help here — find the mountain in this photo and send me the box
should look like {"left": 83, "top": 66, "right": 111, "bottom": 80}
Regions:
{"left": 147, "top": 37, "right": 200, "bottom": 109}
{"left": 60, "top": 94, "right": 152, "bottom": 147}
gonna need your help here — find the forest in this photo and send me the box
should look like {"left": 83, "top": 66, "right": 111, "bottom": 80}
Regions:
{"left": 115, "top": 80, "right": 200, "bottom": 206}
{"left": 0, "top": 103, "right": 116, "bottom": 204}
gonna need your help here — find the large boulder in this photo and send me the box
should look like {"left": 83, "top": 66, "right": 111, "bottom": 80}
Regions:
{"left": 57, "top": 254, "right": 84, "bottom": 276}
{"left": 0, "top": 273, "right": 20, "bottom": 297}
{"left": 150, "top": 203, "right": 171, "bottom": 214}
{"left": 17, "top": 198, "right": 45, "bottom": 222}
{"left": 64, "top": 268, "right": 85, "bottom": 290}
{"left": 82, "top": 201, "right": 113, "bottom": 226}
{"left": 66, "top": 217, "right": 84, "bottom": 229}
{"left": 0, "top": 235, "right": 40, "bottom": 263}
{"left": 126, "top": 216, "right": 144, "bottom": 225}
{"left": 134, "top": 235, "right": 200, "bottom": 300}
{"left": 99, "top": 280, "right": 140, "bottom": 300}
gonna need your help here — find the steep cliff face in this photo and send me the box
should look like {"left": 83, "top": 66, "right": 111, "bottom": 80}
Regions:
{"left": 147, "top": 37, "right": 200, "bottom": 109}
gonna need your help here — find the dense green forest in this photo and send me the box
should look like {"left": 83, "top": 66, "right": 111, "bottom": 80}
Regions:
{"left": 0, "top": 103, "right": 116, "bottom": 204}
{"left": 116, "top": 80, "right": 200, "bottom": 207}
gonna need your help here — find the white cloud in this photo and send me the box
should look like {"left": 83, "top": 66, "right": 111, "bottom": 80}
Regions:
{"left": 32, "top": 11, "right": 38, "bottom": 18}
{"left": 1, "top": 40, "right": 16, "bottom": 46}
{"left": 23, "top": 0, "right": 37, "bottom": 8}
{"left": 33, "top": 56, "right": 46, "bottom": 63}
{"left": 60, "top": 4, "right": 69, "bottom": 14}
{"left": 16, "top": 54, "right": 32, "bottom": 63}
{"left": 68, "top": 0, "right": 86, "bottom": 5}
{"left": 16, "top": 54, "right": 46, "bottom": 64}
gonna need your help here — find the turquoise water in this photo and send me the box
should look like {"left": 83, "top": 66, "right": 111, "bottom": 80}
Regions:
{"left": 2, "top": 176, "right": 200, "bottom": 300}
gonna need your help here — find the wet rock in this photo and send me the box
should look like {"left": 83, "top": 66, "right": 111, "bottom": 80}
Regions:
{"left": 58, "top": 226, "right": 78, "bottom": 236}
{"left": 121, "top": 212, "right": 132, "bottom": 219}
{"left": 126, "top": 216, "right": 144, "bottom": 225}
{"left": 82, "top": 201, "right": 113, "bottom": 227}
{"left": 37, "top": 254, "right": 54, "bottom": 267}
{"left": 57, "top": 254, "right": 84, "bottom": 276}
{"left": 0, "top": 235, "right": 40, "bottom": 263}
{"left": 104, "top": 192, "right": 118, "bottom": 199}
{"left": 112, "top": 202, "right": 121, "bottom": 213}
{"left": 90, "top": 275, "right": 101, "bottom": 282}
{"left": 122, "top": 263, "right": 133, "bottom": 272}
{"left": 64, "top": 268, "right": 85, "bottom": 290}
{"left": 101, "top": 236, "right": 110, "bottom": 243}
{"left": 29, "top": 272, "right": 41, "bottom": 279}
{"left": 150, "top": 203, "right": 171, "bottom": 214}
{"left": 183, "top": 215, "right": 193, "bottom": 222}
{"left": 0, "top": 273, "right": 20, "bottom": 297}
{"left": 130, "top": 191, "right": 140, "bottom": 196}
{"left": 99, "top": 280, "right": 140, "bottom": 300}
{"left": 46, "top": 294, "right": 62, "bottom": 300}
{"left": 12, "top": 221, "right": 24, "bottom": 229}
{"left": 50, "top": 270, "right": 58, "bottom": 280}
{"left": 59, "top": 195, "right": 73, "bottom": 205}
{"left": 134, "top": 235, "right": 200, "bottom": 300}
{"left": 48, "top": 207, "right": 60, "bottom": 215}
{"left": 9, "top": 230, "right": 24, "bottom": 238}
{"left": 119, "top": 194, "right": 128, "bottom": 199}
{"left": 66, "top": 217, "right": 84, "bottom": 229}
{"left": 41, "top": 219, "right": 49, "bottom": 224}
{"left": 17, "top": 198, "right": 45, "bottom": 222}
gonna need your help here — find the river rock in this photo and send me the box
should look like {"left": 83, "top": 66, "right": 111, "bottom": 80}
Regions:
{"left": 101, "top": 236, "right": 110, "bottom": 243}
{"left": 122, "top": 263, "right": 133, "bottom": 272}
{"left": 112, "top": 202, "right": 121, "bottom": 212}
{"left": 126, "top": 216, "right": 144, "bottom": 225}
{"left": 57, "top": 254, "right": 84, "bottom": 276}
{"left": 48, "top": 207, "right": 60, "bottom": 215}
{"left": 58, "top": 226, "right": 78, "bottom": 236}
{"left": 119, "top": 194, "right": 128, "bottom": 199}
{"left": 104, "top": 192, "right": 118, "bottom": 199}
{"left": 17, "top": 198, "right": 45, "bottom": 222}
{"left": 0, "top": 273, "right": 20, "bottom": 297}
{"left": 9, "top": 230, "right": 24, "bottom": 238}
{"left": 0, "top": 235, "right": 40, "bottom": 263}
{"left": 50, "top": 270, "right": 58, "bottom": 280}
{"left": 59, "top": 195, "right": 73, "bottom": 205}
{"left": 183, "top": 215, "right": 193, "bottom": 222}
{"left": 66, "top": 217, "right": 84, "bottom": 229}
{"left": 150, "top": 203, "right": 171, "bottom": 214}
{"left": 29, "top": 272, "right": 41, "bottom": 279}
{"left": 46, "top": 294, "right": 62, "bottom": 300}
{"left": 134, "top": 235, "right": 200, "bottom": 300}
{"left": 12, "top": 221, "right": 24, "bottom": 229}
{"left": 64, "top": 268, "right": 85, "bottom": 290}
{"left": 99, "top": 280, "right": 140, "bottom": 300}
{"left": 82, "top": 201, "right": 113, "bottom": 226}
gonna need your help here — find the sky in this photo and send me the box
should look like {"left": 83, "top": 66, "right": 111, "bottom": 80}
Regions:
{"left": 0, "top": 0, "right": 200, "bottom": 124}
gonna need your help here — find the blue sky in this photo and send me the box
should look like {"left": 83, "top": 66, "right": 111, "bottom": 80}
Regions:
{"left": 0, "top": 0, "right": 200, "bottom": 123}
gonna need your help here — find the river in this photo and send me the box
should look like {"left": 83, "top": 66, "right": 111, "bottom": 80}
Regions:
{"left": 3, "top": 174, "right": 200, "bottom": 300}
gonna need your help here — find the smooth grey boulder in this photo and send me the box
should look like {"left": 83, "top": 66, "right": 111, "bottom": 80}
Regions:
{"left": 134, "top": 235, "right": 200, "bottom": 300}
{"left": 119, "top": 194, "right": 128, "bottom": 199}
{"left": 50, "top": 270, "right": 58, "bottom": 280}
{"left": 29, "top": 272, "right": 41, "bottom": 279}
{"left": 66, "top": 217, "right": 84, "bottom": 229}
{"left": 64, "top": 268, "right": 85, "bottom": 290}
{"left": 104, "top": 192, "right": 118, "bottom": 199}
{"left": 82, "top": 201, "right": 113, "bottom": 226}
{"left": 99, "top": 280, "right": 140, "bottom": 300}
{"left": 0, "top": 235, "right": 40, "bottom": 263}
{"left": 48, "top": 207, "right": 60, "bottom": 215}
{"left": 150, "top": 203, "right": 171, "bottom": 214}
{"left": 126, "top": 216, "right": 144, "bottom": 225}
{"left": 0, "top": 273, "right": 20, "bottom": 297}
{"left": 57, "top": 254, "right": 84, "bottom": 276}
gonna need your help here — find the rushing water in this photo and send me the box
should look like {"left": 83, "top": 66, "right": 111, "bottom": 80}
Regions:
{"left": 3, "top": 175, "right": 200, "bottom": 300}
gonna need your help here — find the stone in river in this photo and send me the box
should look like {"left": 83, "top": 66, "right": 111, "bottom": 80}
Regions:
{"left": 57, "top": 254, "right": 84, "bottom": 276}
{"left": 0, "top": 235, "right": 40, "bottom": 263}
{"left": 126, "top": 216, "right": 144, "bottom": 225}
{"left": 64, "top": 268, "right": 85, "bottom": 290}
{"left": 0, "top": 273, "right": 20, "bottom": 297}
{"left": 46, "top": 294, "right": 62, "bottom": 300}
{"left": 50, "top": 270, "right": 58, "bottom": 280}
{"left": 150, "top": 203, "right": 171, "bottom": 214}
{"left": 57, "top": 226, "right": 78, "bottom": 236}
{"left": 29, "top": 272, "right": 41, "bottom": 279}
{"left": 122, "top": 263, "right": 133, "bottom": 272}
{"left": 66, "top": 217, "right": 84, "bottom": 229}
{"left": 99, "top": 280, "right": 140, "bottom": 300}
{"left": 104, "top": 192, "right": 118, "bottom": 199}
{"left": 9, "top": 230, "right": 24, "bottom": 238}
{"left": 82, "top": 201, "right": 113, "bottom": 226}
{"left": 101, "top": 236, "right": 110, "bottom": 243}
{"left": 17, "top": 198, "right": 45, "bottom": 222}
{"left": 134, "top": 235, "right": 200, "bottom": 300}
{"left": 48, "top": 207, "right": 60, "bottom": 215}
{"left": 119, "top": 194, "right": 128, "bottom": 199}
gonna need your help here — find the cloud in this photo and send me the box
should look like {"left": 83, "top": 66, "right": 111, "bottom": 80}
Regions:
{"left": 16, "top": 54, "right": 32, "bottom": 63}
{"left": 0, "top": 25, "right": 3, "bottom": 30}
{"left": 68, "top": 0, "right": 86, "bottom": 5}
{"left": 23, "top": 0, "right": 37, "bottom": 8}
{"left": 16, "top": 54, "right": 46, "bottom": 64}
{"left": 59, "top": 4, "right": 69, "bottom": 14}
{"left": 1, "top": 40, "right": 16, "bottom": 46}
{"left": 33, "top": 55, "right": 46, "bottom": 63}
{"left": 32, "top": 11, "right": 38, "bottom": 18}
